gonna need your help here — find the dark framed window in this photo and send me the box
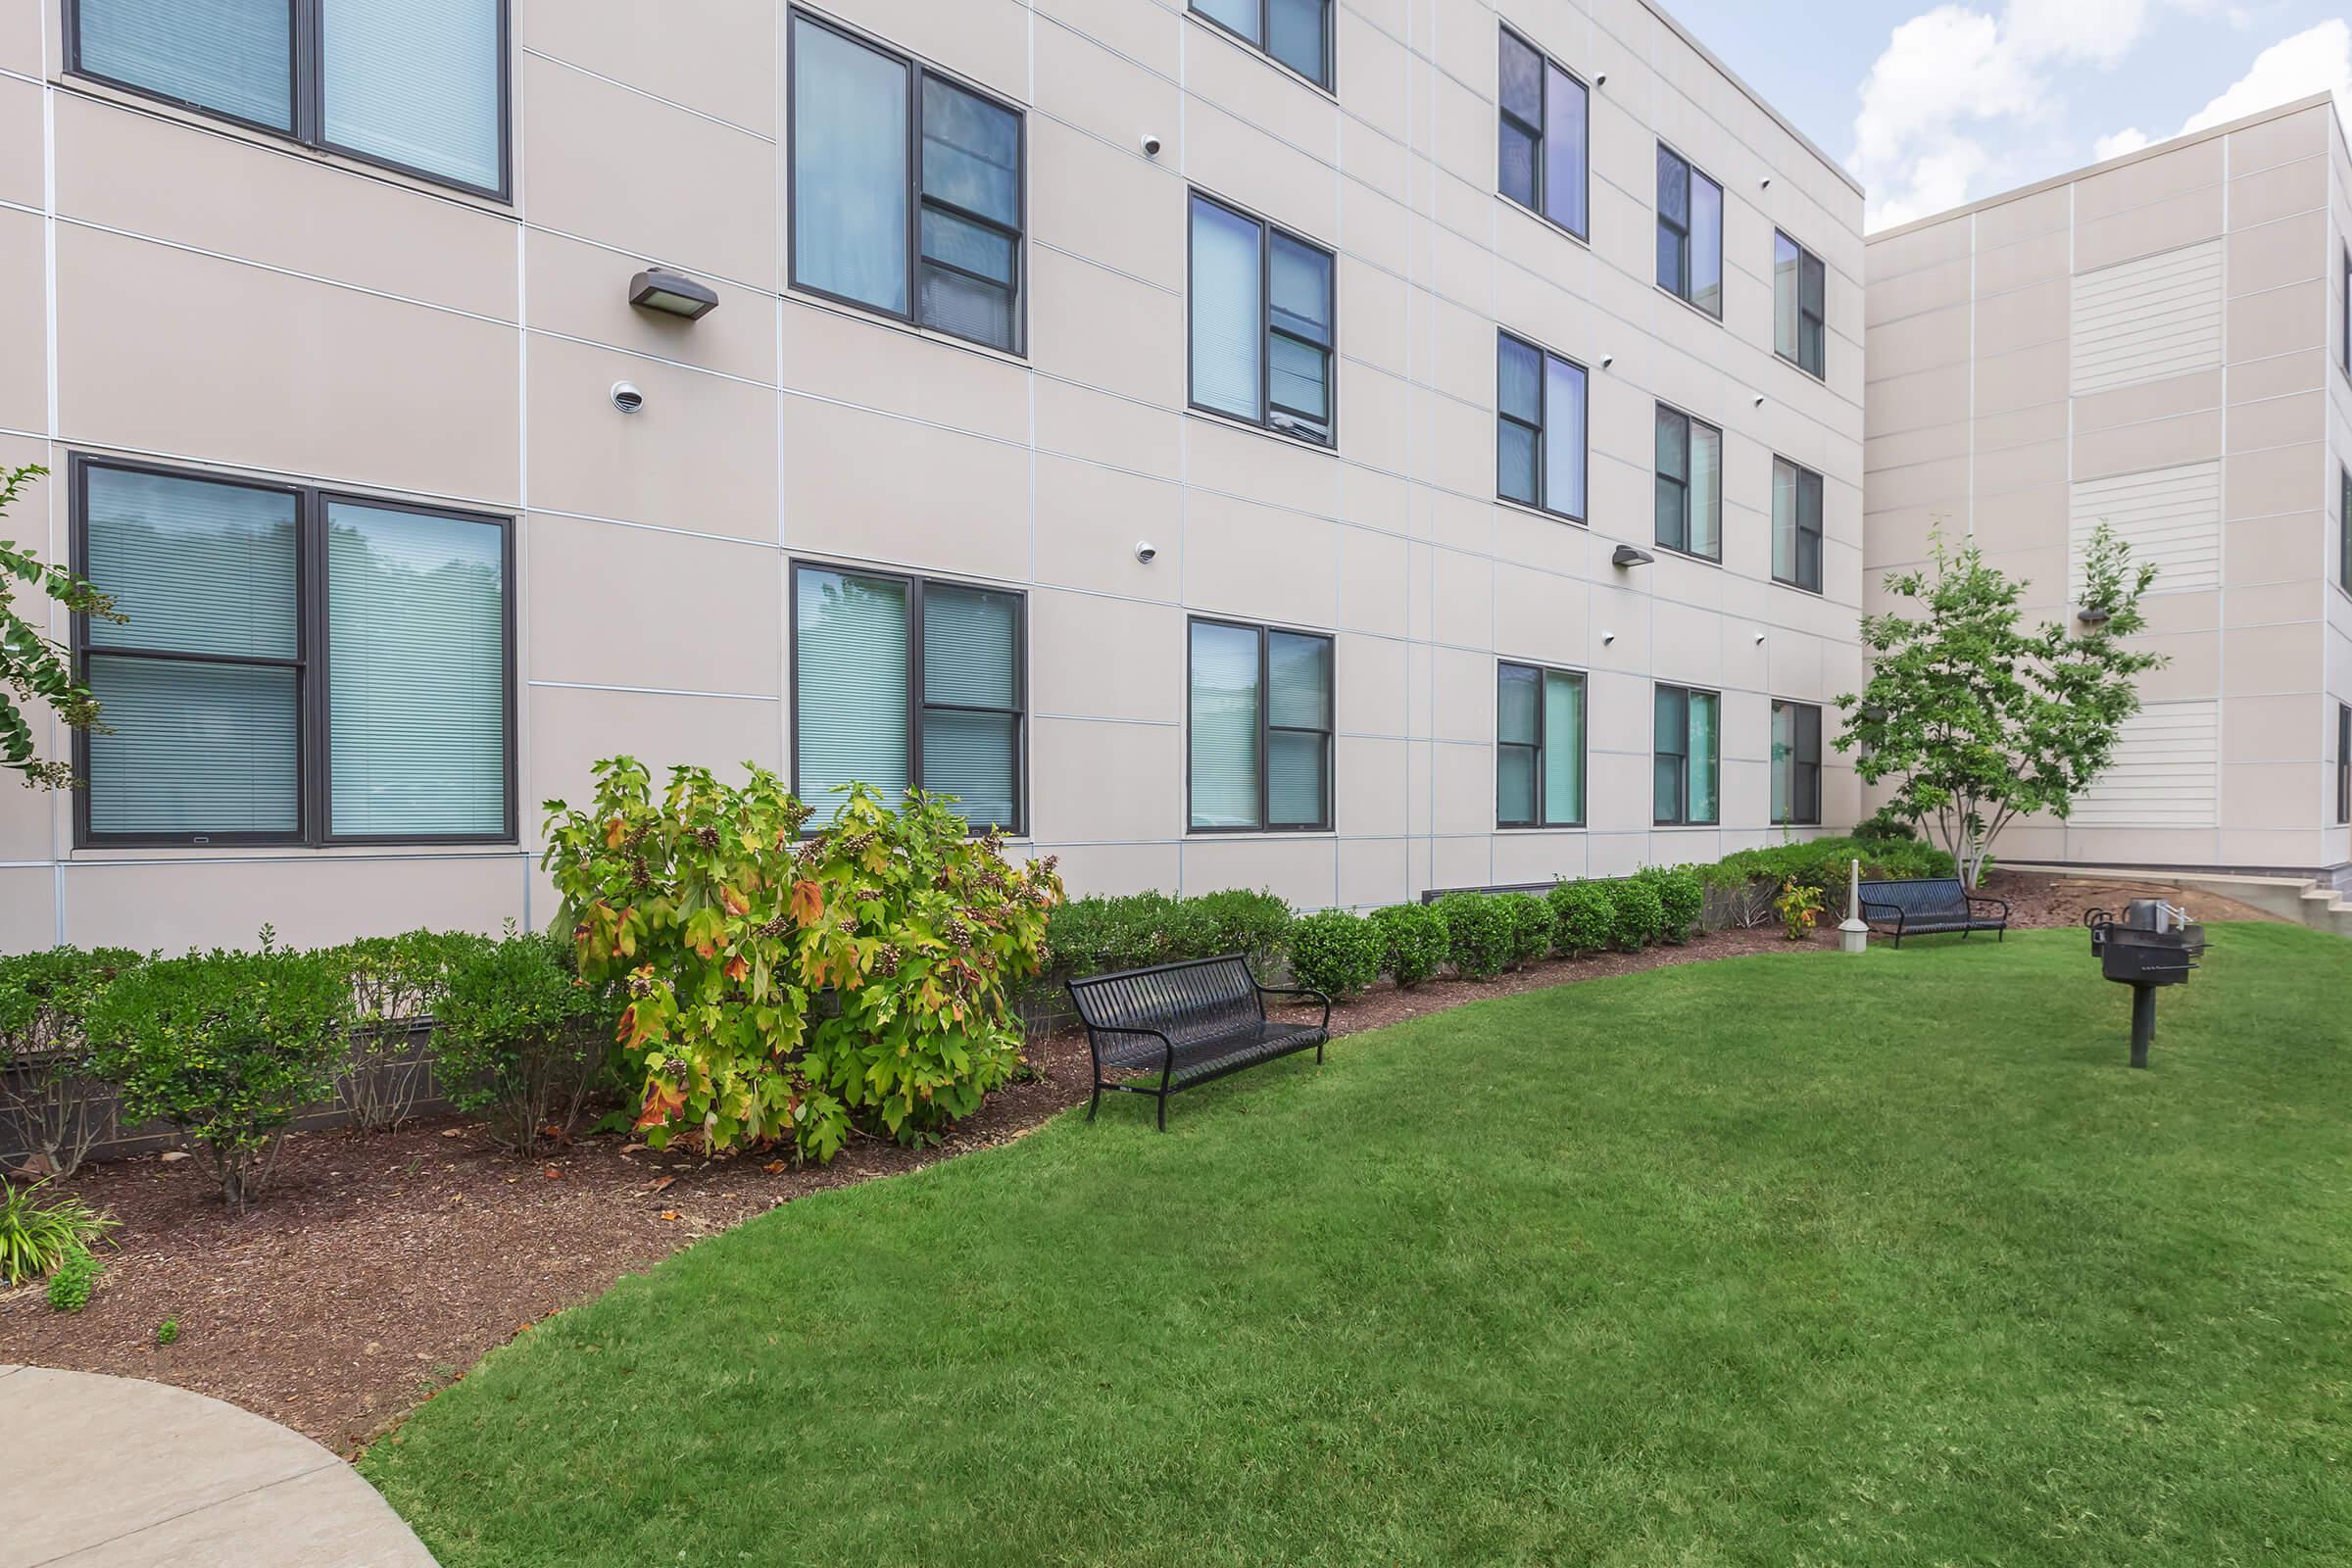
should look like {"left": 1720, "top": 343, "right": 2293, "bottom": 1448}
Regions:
{"left": 65, "top": 0, "right": 511, "bottom": 200}
{"left": 2342, "top": 246, "right": 2350, "bottom": 372}
{"left": 1190, "top": 0, "right": 1331, "bottom": 89}
{"left": 790, "top": 563, "right": 1026, "bottom": 834}
{"left": 71, "top": 456, "right": 514, "bottom": 848}
{"left": 1497, "top": 25, "right": 1588, "bottom": 240}
{"left": 1774, "top": 457, "right": 1826, "bottom": 593}
{"left": 1496, "top": 330, "right": 1587, "bottom": 520}
{"left": 1653, "top": 684, "right": 1720, "bottom": 827}
{"left": 1654, "top": 405, "right": 1723, "bottom": 561}
{"left": 789, "top": 11, "right": 1025, "bottom": 354}
{"left": 1496, "top": 662, "right": 1586, "bottom": 828}
{"left": 1656, "top": 143, "right": 1722, "bottom": 318}
{"left": 1775, "top": 230, "right": 1828, "bottom": 378}
{"left": 1189, "top": 618, "right": 1332, "bottom": 832}
{"left": 1772, "top": 700, "right": 1823, "bottom": 827}
{"left": 1189, "top": 192, "right": 1336, "bottom": 447}
{"left": 2339, "top": 464, "right": 2350, "bottom": 596}
{"left": 2338, "top": 703, "right": 2349, "bottom": 825}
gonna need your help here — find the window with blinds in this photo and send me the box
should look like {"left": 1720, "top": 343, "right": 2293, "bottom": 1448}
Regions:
{"left": 1775, "top": 231, "right": 1827, "bottom": 378}
{"left": 1497, "top": 26, "right": 1589, "bottom": 239}
{"left": 1496, "top": 330, "right": 1587, "bottom": 521}
{"left": 1654, "top": 405, "right": 1722, "bottom": 562}
{"left": 792, "top": 564, "right": 1024, "bottom": 833}
{"left": 1189, "top": 193, "right": 1336, "bottom": 446}
{"left": 74, "top": 460, "right": 512, "bottom": 846}
{"left": 791, "top": 15, "right": 1025, "bottom": 353}
{"left": 1496, "top": 662, "right": 1586, "bottom": 828}
{"left": 1773, "top": 457, "right": 1825, "bottom": 592}
{"left": 1656, "top": 144, "right": 1723, "bottom": 318}
{"left": 71, "top": 0, "right": 507, "bottom": 197}
{"left": 1189, "top": 618, "right": 1333, "bottom": 832}
{"left": 1771, "top": 700, "right": 1823, "bottom": 826}
{"left": 1654, "top": 684, "right": 1720, "bottom": 827}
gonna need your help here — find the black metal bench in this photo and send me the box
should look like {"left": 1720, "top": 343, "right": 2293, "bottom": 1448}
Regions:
{"left": 1066, "top": 955, "right": 1330, "bottom": 1130}
{"left": 1857, "top": 877, "right": 2008, "bottom": 949}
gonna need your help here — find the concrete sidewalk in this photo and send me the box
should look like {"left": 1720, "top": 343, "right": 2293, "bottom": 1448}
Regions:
{"left": 0, "top": 1364, "right": 437, "bottom": 1567}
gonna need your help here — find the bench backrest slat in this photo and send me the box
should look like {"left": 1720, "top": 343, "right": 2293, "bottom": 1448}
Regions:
{"left": 1857, "top": 877, "right": 1969, "bottom": 917}
{"left": 1067, "top": 955, "right": 1265, "bottom": 1044}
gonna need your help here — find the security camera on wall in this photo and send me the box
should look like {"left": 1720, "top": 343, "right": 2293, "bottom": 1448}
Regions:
{"left": 1141, "top": 132, "right": 1163, "bottom": 158}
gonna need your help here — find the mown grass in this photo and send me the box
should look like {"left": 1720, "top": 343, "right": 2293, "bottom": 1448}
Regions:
{"left": 366, "top": 925, "right": 2352, "bottom": 1566}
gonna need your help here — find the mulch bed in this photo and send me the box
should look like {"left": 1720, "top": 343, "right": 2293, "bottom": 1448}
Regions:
{"left": 0, "top": 870, "right": 2276, "bottom": 1456}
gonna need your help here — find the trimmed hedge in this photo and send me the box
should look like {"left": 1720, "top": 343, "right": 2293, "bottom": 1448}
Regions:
{"left": 1547, "top": 882, "right": 1615, "bottom": 956}
{"left": 1045, "top": 889, "right": 1291, "bottom": 978}
{"left": 1698, "top": 836, "right": 1955, "bottom": 899}
{"left": 1500, "top": 894, "right": 1555, "bottom": 970}
{"left": 1638, "top": 866, "right": 1705, "bottom": 944}
{"left": 1601, "top": 879, "right": 1667, "bottom": 952}
{"left": 1286, "top": 910, "right": 1385, "bottom": 1001}
{"left": 1434, "top": 893, "right": 1514, "bottom": 980}
{"left": 1370, "top": 905, "right": 1446, "bottom": 990}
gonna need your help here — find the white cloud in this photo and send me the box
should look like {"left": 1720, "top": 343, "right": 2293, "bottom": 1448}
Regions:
{"left": 2092, "top": 127, "right": 2152, "bottom": 161}
{"left": 1852, "top": 0, "right": 2169, "bottom": 228}
{"left": 2180, "top": 21, "right": 2352, "bottom": 133}
{"left": 2084, "top": 23, "right": 2352, "bottom": 173}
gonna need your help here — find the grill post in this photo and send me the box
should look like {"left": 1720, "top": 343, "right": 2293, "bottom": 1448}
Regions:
{"left": 2130, "top": 985, "right": 2155, "bottom": 1069}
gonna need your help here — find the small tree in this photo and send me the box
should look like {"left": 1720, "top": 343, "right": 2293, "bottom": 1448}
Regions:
{"left": 1, "top": 465, "right": 122, "bottom": 788}
{"left": 1837, "top": 524, "right": 2164, "bottom": 889}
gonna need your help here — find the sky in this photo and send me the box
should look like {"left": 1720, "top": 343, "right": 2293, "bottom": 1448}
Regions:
{"left": 1656, "top": 0, "right": 2352, "bottom": 229}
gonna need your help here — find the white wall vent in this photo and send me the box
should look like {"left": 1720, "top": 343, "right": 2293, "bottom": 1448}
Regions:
{"left": 2070, "top": 241, "right": 2223, "bottom": 396}
{"left": 2070, "top": 701, "right": 2220, "bottom": 828}
{"left": 2069, "top": 460, "right": 2222, "bottom": 598}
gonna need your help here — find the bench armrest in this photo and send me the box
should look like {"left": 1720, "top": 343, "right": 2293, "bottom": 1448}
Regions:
{"left": 1076, "top": 1021, "right": 1176, "bottom": 1075}
{"left": 1856, "top": 898, "right": 1903, "bottom": 926}
{"left": 1253, "top": 982, "right": 1332, "bottom": 1031}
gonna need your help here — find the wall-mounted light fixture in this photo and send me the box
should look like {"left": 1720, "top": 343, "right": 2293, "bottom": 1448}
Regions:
{"left": 1612, "top": 545, "right": 1654, "bottom": 568}
{"left": 1600, "top": 353, "right": 1616, "bottom": 368}
{"left": 1601, "top": 630, "right": 1618, "bottom": 646}
{"left": 1759, "top": 175, "right": 1773, "bottom": 190}
{"left": 1753, "top": 631, "right": 1767, "bottom": 646}
{"left": 1751, "top": 393, "right": 1766, "bottom": 408}
{"left": 1135, "top": 540, "right": 1158, "bottom": 564}
{"left": 2077, "top": 606, "right": 2113, "bottom": 628}
{"left": 629, "top": 268, "right": 720, "bottom": 320}
{"left": 1594, "top": 72, "right": 1608, "bottom": 86}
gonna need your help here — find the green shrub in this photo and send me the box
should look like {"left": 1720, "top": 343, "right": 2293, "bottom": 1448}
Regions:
{"left": 335, "top": 930, "right": 481, "bottom": 1133}
{"left": 1640, "top": 866, "right": 1705, "bottom": 944}
{"left": 1285, "top": 910, "right": 1384, "bottom": 1001}
{"left": 1546, "top": 881, "right": 1615, "bottom": 956}
{"left": 1434, "top": 893, "right": 1513, "bottom": 980}
{"left": 1190, "top": 889, "right": 1294, "bottom": 966}
{"left": 156, "top": 1317, "right": 180, "bottom": 1346}
{"left": 433, "top": 927, "right": 619, "bottom": 1157}
{"left": 1045, "top": 888, "right": 1293, "bottom": 978}
{"left": 0, "top": 946, "right": 143, "bottom": 1178}
{"left": 544, "top": 763, "right": 1059, "bottom": 1161}
{"left": 1369, "top": 904, "right": 1446, "bottom": 989}
{"left": 1500, "top": 894, "right": 1555, "bottom": 970}
{"left": 45, "top": 1245, "right": 100, "bottom": 1312}
{"left": 1853, "top": 807, "right": 1917, "bottom": 844}
{"left": 1601, "top": 879, "right": 1667, "bottom": 952}
{"left": 87, "top": 944, "right": 355, "bottom": 1213}
{"left": 1695, "top": 836, "right": 1955, "bottom": 899}
{"left": 0, "top": 1177, "right": 117, "bottom": 1287}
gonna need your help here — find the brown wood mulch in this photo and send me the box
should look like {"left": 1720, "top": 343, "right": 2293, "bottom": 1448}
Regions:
{"left": 0, "top": 869, "right": 2278, "bottom": 1456}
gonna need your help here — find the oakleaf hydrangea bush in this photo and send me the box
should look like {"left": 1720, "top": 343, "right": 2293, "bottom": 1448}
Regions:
{"left": 542, "top": 760, "right": 1060, "bottom": 1164}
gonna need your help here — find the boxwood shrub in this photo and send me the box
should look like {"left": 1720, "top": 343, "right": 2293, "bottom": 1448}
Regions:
{"left": 1434, "top": 893, "right": 1513, "bottom": 980}
{"left": 1639, "top": 866, "right": 1705, "bottom": 944}
{"left": 1285, "top": 910, "right": 1384, "bottom": 1001}
{"left": 1601, "top": 878, "right": 1667, "bottom": 952}
{"left": 1369, "top": 904, "right": 1446, "bottom": 989}
{"left": 1500, "top": 894, "right": 1554, "bottom": 970}
{"left": 1045, "top": 888, "right": 1292, "bottom": 978}
{"left": 1546, "top": 881, "right": 1615, "bottom": 956}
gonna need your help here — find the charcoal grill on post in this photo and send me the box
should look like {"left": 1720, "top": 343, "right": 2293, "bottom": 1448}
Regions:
{"left": 2084, "top": 900, "right": 2206, "bottom": 1068}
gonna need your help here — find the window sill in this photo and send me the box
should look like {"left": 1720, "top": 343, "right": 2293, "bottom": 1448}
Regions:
{"left": 1655, "top": 284, "right": 1726, "bottom": 327}
{"left": 58, "top": 73, "right": 514, "bottom": 213}
{"left": 1772, "top": 350, "right": 1828, "bottom": 384}
{"left": 1181, "top": 10, "right": 1339, "bottom": 104}
{"left": 1652, "top": 822, "right": 1723, "bottom": 831}
{"left": 1184, "top": 828, "right": 1337, "bottom": 840}
{"left": 1654, "top": 542, "right": 1724, "bottom": 568}
{"left": 1497, "top": 196, "right": 1592, "bottom": 251}
{"left": 1494, "top": 497, "right": 1586, "bottom": 528}
{"left": 1496, "top": 824, "right": 1587, "bottom": 834}
{"left": 68, "top": 842, "right": 524, "bottom": 860}
{"left": 783, "top": 283, "right": 1030, "bottom": 368}
{"left": 1184, "top": 404, "right": 1337, "bottom": 457}
{"left": 1772, "top": 576, "right": 1827, "bottom": 598}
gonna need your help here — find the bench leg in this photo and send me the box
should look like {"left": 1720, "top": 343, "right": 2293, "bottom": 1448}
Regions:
{"left": 1087, "top": 1082, "right": 1102, "bottom": 1122}
{"left": 1155, "top": 1091, "right": 1169, "bottom": 1133}
{"left": 1315, "top": 1038, "right": 1325, "bottom": 1064}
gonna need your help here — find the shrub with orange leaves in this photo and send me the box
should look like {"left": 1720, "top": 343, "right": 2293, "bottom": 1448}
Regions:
{"left": 541, "top": 760, "right": 1060, "bottom": 1162}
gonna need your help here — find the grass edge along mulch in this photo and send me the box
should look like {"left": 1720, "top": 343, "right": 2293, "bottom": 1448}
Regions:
{"left": 364, "top": 923, "right": 2352, "bottom": 1568}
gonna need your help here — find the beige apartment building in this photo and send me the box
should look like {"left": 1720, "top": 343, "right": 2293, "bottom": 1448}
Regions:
{"left": 0, "top": 0, "right": 1864, "bottom": 956}
{"left": 1865, "top": 94, "right": 2352, "bottom": 891}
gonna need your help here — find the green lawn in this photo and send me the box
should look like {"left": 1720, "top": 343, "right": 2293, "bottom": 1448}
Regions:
{"left": 365, "top": 925, "right": 2352, "bottom": 1566}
